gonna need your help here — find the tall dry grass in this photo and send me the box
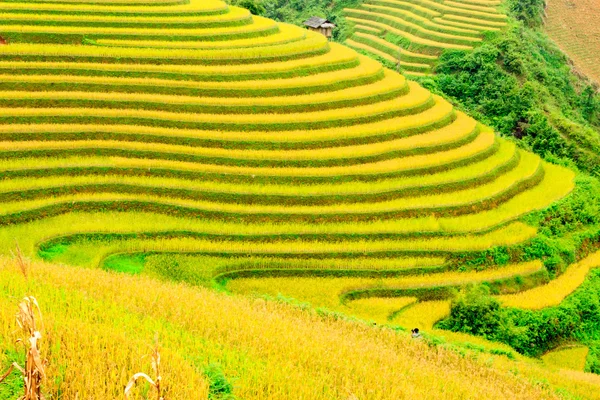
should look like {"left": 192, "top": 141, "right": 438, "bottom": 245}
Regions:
{"left": 0, "top": 257, "right": 598, "bottom": 399}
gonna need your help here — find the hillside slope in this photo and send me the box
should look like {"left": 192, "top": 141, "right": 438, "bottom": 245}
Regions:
{"left": 0, "top": 0, "right": 597, "bottom": 393}
{"left": 0, "top": 0, "right": 575, "bottom": 304}
{"left": 545, "top": 0, "right": 600, "bottom": 84}
{"left": 343, "top": 0, "right": 507, "bottom": 76}
{"left": 1, "top": 257, "right": 600, "bottom": 399}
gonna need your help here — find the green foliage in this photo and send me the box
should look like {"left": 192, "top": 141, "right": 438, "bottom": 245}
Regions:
{"left": 143, "top": 254, "right": 229, "bottom": 286}
{"left": 233, "top": 0, "right": 266, "bottom": 16}
{"left": 0, "top": 349, "right": 24, "bottom": 397}
{"left": 441, "top": 270, "right": 600, "bottom": 363}
{"left": 430, "top": 23, "right": 600, "bottom": 177}
{"left": 506, "top": 0, "right": 546, "bottom": 27}
{"left": 204, "top": 363, "right": 238, "bottom": 400}
{"left": 438, "top": 285, "right": 501, "bottom": 337}
{"left": 102, "top": 253, "right": 145, "bottom": 275}
{"left": 588, "top": 345, "right": 600, "bottom": 374}
{"left": 258, "top": 0, "right": 362, "bottom": 41}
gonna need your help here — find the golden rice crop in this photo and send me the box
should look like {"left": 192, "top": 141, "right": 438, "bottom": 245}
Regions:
{"left": 95, "top": 23, "right": 307, "bottom": 49}
{"left": 0, "top": 104, "right": 450, "bottom": 146}
{"left": 363, "top": 0, "right": 442, "bottom": 18}
{"left": 442, "top": 14, "right": 507, "bottom": 27}
{"left": 0, "top": 124, "right": 489, "bottom": 180}
{"left": 346, "top": 38, "right": 399, "bottom": 63}
{"left": 0, "top": 15, "right": 280, "bottom": 43}
{"left": 409, "top": 0, "right": 507, "bottom": 21}
{"left": 0, "top": 163, "right": 569, "bottom": 247}
{"left": 1, "top": 256, "right": 591, "bottom": 399}
{"left": 429, "top": 329, "right": 518, "bottom": 355}
{"left": 353, "top": 24, "right": 383, "bottom": 34}
{"left": 542, "top": 346, "right": 590, "bottom": 371}
{"left": 0, "top": 221, "right": 541, "bottom": 265}
{"left": 347, "top": 7, "right": 483, "bottom": 42}
{"left": 393, "top": 300, "right": 452, "bottom": 330}
{"left": 0, "top": 151, "right": 539, "bottom": 216}
{"left": 0, "top": 220, "right": 538, "bottom": 259}
{"left": 0, "top": 0, "right": 225, "bottom": 14}
{"left": 0, "top": 86, "right": 427, "bottom": 127}
{"left": 0, "top": 70, "right": 408, "bottom": 109}
{"left": 0, "top": 97, "right": 446, "bottom": 145}
{"left": 344, "top": 10, "right": 474, "bottom": 49}
{"left": 0, "top": 26, "right": 328, "bottom": 62}
{"left": 444, "top": 0, "right": 499, "bottom": 13}
{"left": 0, "top": 43, "right": 360, "bottom": 78}
{"left": 0, "top": 116, "right": 475, "bottom": 166}
{"left": 0, "top": 140, "right": 513, "bottom": 197}
{"left": 433, "top": 17, "right": 501, "bottom": 32}
{"left": 0, "top": 6, "right": 250, "bottom": 25}
{"left": 227, "top": 262, "right": 543, "bottom": 308}
{"left": 0, "top": 57, "right": 377, "bottom": 94}
{"left": 0, "top": 113, "right": 473, "bottom": 165}
{"left": 497, "top": 251, "right": 600, "bottom": 310}
{"left": 361, "top": 4, "right": 481, "bottom": 35}
{"left": 346, "top": 296, "right": 418, "bottom": 325}
{"left": 347, "top": 32, "right": 437, "bottom": 70}
{"left": 0, "top": 164, "right": 533, "bottom": 216}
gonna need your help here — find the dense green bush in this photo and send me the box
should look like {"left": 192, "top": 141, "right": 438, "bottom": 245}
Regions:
{"left": 429, "top": 23, "right": 600, "bottom": 177}
{"left": 439, "top": 285, "right": 501, "bottom": 336}
{"left": 439, "top": 269, "right": 600, "bottom": 360}
{"left": 506, "top": 0, "right": 546, "bottom": 27}
{"left": 259, "top": 0, "right": 361, "bottom": 41}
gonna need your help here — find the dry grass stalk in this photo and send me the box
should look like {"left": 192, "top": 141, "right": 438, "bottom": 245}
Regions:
{"left": 0, "top": 364, "right": 15, "bottom": 384}
{"left": 16, "top": 296, "right": 46, "bottom": 400}
{"left": 11, "top": 241, "right": 30, "bottom": 279}
{"left": 0, "top": 296, "right": 46, "bottom": 399}
{"left": 125, "top": 336, "right": 164, "bottom": 400}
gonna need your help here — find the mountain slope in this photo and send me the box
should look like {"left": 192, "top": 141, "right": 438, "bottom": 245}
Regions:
{"left": 545, "top": 0, "right": 600, "bottom": 84}
{"left": 1, "top": 256, "right": 600, "bottom": 399}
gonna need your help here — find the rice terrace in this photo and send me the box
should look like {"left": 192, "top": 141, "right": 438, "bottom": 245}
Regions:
{"left": 0, "top": 0, "right": 600, "bottom": 398}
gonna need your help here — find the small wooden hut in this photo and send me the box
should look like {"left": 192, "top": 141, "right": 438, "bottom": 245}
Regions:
{"left": 303, "top": 17, "right": 336, "bottom": 39}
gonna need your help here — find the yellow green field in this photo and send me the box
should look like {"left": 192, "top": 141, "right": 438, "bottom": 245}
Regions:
{"left": 343, "top": 0, "right": 507, "bottom": 75}
{"left": 0, "top": 0, "right": 597, "bottom": 397}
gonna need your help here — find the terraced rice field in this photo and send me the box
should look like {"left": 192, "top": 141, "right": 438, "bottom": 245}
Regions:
{"left": 545, "top": 0, "right": 600, "bottom": 84}
{"left": 344, "top": 0, "right": 507, "bottom": 76}
{"left": 0, "top": 0, "right": 576, "bottom": 332}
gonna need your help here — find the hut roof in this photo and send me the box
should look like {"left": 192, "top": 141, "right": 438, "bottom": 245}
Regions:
{"left": 303, "top": 17, "right": 335, "bottom": 29}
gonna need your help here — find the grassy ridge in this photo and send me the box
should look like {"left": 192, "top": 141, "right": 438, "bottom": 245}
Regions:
{"left": 2, "top": 257, "right": 599, "bottom": 399}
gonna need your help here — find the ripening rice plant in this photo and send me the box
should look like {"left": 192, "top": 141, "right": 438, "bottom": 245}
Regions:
{"left": 392, "top": 300, "right": 452, "bottom": 330}
{"left": 497, "top": 250, "right": 600, "bottom": 310}
{"left": 0, "top": 43, "right": 360, "bottom": 80}
{"left": 125, "top": 336, "right": 164, "bottom": 400}
{"left": 0, "top": 296, "right": 47, "bottom": 400}
{"left": 2, "top": 257, "right": 592, "bottom": 399}
{"left": 346, "top": 296, "right": 418, "bottom": 325}
{"left": 228, "top": 261, "right": 542, "bottom": 310}
{"left": 541, "top": 346, "right": 590, "bottom": 371}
